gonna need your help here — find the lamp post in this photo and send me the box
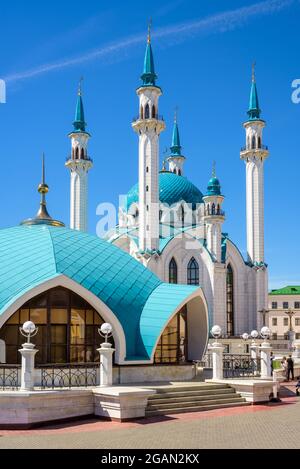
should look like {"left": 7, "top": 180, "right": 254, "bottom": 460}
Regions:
{"left": 259, "top": 326, "right": 272, "bottom": 379}
{"left": 258, "top": 308, "right": 269, "bottom": 327}
{"left": 284, "top": 308, "right": 295, "bottom": 345}
{"left": 18, "top": 321, "right": 38, "bottom": 391}
{"left": 97, "top": 323, "right": 115, "bottom": 387}
{"left": 210, "top": 325, "right": 224, "bottom": 380}
{"left": 250, "top": 330, "right": 259, "bottom": 375}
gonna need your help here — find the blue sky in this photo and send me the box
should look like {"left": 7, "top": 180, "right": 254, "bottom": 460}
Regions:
{"left": 0, "top": 0, "right": 299, "bottom": 288}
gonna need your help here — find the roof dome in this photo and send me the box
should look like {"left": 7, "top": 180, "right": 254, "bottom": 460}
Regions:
{"left": 126, "top": 172, "right": 203, "bottom": 211}
{"left": 0, "top": 224, "right": 199, "bottom": 360}
{"left": 206, "top": 176, "right": 221, "bottom": 196}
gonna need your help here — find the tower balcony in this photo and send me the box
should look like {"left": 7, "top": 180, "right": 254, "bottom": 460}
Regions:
{"left": 132, "top": 114, "right": 164, "bottom": 123}
{"left": 66, "top": 156, "right": 93, "bottom": 164}
{"left": 240, "top": 144, "right": 268, "bottom": 152}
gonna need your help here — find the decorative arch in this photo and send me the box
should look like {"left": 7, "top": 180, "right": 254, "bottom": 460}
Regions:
{"left": 152, "top": 104, "right": 156, "bottom": 118}
{"left": 187, "top": 257, "right": 199, "bottom": 285}
{"left": 0, "top": 275, "right": 126, "bottom": 364}
{"left": 169, "top": 257, "right": 178, "bottom": 284}
{"left": 145, "top": 103, "right": 150, "bottom": 119}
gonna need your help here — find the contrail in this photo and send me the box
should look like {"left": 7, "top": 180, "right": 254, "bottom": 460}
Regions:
{"left": 4, "top": 0, "right": 294, "bottom": 83}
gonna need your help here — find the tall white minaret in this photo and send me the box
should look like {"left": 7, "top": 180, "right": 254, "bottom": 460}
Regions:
{"left": 66, "top": 80, "right": 92, "bottom": 232}
{"left": 240, "top": 64, "right": 269, "bottom": 265}
{"left": 132, "top": 26, "right": 165, "bottom": 253}
{"left": 203, "top": 164, "right": 225, "bottom": 263}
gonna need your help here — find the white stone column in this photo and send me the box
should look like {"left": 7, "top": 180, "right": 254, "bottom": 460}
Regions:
{"left": 250, "top": 343, "right": 259, "bottom": 376}
{"left": 259, "top": 341, "right": 272, "bottom": 379}
{"left": 97, "top": 343, "right": 115, "bottom": 387}
{"left": 210, "top": 343, "right": 225, "bottom": 380}
{"left": 18, "top": 343, "right": 38, "bottom": 391}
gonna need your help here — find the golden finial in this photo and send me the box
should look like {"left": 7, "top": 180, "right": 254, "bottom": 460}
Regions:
{"left": 212, "top": 160, "right": 216, "bottom": 178}
{"left": 20, "top": 153, "right": 65, "bottom": 227}
{"left": 252, "top": 61, "right": 256, "bottom": 83}
{"left": 78, "top": 76, "right": 84, "bottom": 96}
{"left": 147, "top": 18, "right": 152, "bottom": 44}
{"left": 38, "top": 153, "right": 49, "bottom": 196}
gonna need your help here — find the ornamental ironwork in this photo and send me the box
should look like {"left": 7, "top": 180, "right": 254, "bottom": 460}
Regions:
{"left": 223, "top": 354, "right": 261, "bottom": 378}
{"left": 39, "top": 363, "right": 98, "bottom": 389}
{"left": 0, "top": 365, "right": 20, "bottom": 389}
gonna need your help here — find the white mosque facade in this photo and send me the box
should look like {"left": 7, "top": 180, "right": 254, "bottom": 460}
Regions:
{"left": 0, "top": 32, "right": 269, "bottom": 371}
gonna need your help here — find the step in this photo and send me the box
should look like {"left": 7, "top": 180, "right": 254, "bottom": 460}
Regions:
{"left": 147, "top": 396, "right": 245, "bottom": 411}
{"left": 149, "top": 388, "right": 235, "bottom": 400}
{"left": 145, "top": 401, "right": 250, "bottom": 417}
{"left": 148, "top": 391, "right": 238, "bottom": 405}
{"left": 150, "top": 384, "right": 230, "bottom": 394}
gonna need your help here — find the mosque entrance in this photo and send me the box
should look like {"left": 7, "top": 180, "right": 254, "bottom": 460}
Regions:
{"left": 0, "top": 287, "right": 114, "bottom": 365}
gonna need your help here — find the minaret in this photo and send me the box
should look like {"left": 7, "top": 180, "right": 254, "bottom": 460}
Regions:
{"left": 132, "top": 24, "right": 165, "bottom": 253}
{"left": 203, "top": 163, "right": 225, "bottom": 262}
{"left": 240, "top": 64, "right": 269, "bottom": 265}
{"left": 21, "top": 154, "right": 65, "bottom": 227}
{"left": 167, "top": 110, "right": 185, "bottom": 175}
{"left": 66, "top": 80, "right": 92, "bottom": 232}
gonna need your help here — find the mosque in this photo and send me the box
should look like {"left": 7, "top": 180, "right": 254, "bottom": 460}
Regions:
{"left": 0, "top": 30, "right": 269, "bottom": 372}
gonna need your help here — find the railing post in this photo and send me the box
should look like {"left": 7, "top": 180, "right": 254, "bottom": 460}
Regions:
{"left": 250, "top": 343, "right": 259, "bottom": 376}
{"left": 210, "top": 343, "right": 225, "bottom": 380}
{"left": 259, "top": 341, "right": 272, "bottom": 379}
{"left": 18, "top": 343, "right": 38, "bottom": 391}
{"left": 293, "top": 340, "right": 300, "bottom": 358}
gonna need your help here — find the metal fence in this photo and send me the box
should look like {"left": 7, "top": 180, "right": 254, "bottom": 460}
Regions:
{"left": 223, "top": 354, "right": 261, "bottom": 378}
{"left": 39, "top": 364, "right": 98, "bottom": 389}
{"left": 0, "top": 365, "right": 20, "bottom": 390}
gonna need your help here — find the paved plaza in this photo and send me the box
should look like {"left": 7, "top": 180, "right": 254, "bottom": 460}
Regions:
{"left": 0, "top": 385, "right": 299, "bottom": 449}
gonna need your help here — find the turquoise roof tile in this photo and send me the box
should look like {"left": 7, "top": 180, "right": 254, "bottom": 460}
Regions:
{"left": 0, "top": 225, "right": 203, "bottom": 360}
{"left": 125, "top": 171, "right": 203, "bottom": 211}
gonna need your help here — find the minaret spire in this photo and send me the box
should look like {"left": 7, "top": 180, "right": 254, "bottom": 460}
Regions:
{"left": 21, "top": 154, "right": 64, "bottom": 227}
{"left": 240, "top": 64, "right": 269, "bottom": 330}
{"left": 167, "top": 108, "right": 185, "bottom": 176}
{"left": 66, "top": 82, "right": 93, "bottom": 232}
{"left": 132, "top": 25, "right": 165, "bottom": 255}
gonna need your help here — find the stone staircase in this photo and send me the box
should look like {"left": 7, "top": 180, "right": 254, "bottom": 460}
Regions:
{"left": 145, "top": 383, "right": 250, "bottom": 417}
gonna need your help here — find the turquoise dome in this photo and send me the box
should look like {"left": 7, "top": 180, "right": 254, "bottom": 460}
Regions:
{"left": 206, "top": 176, "right": 221, "bottom": 196}
{"left": 126, "top": 171, "right": 203, "bottom": 211}
{"left": 0, "top": 224, "right": 199, "bottom": 360}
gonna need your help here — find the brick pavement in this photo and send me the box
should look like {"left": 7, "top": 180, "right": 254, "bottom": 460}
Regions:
{"left": 0, "top": 391, "right": 299, "bottom": 449}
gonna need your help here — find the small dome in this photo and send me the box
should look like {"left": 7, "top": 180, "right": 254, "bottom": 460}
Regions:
{"left": 206, "top": 176, "right": 221, "bottom": 196}
{"left": 126, "top": 172, "right": 203, "bottom": 211}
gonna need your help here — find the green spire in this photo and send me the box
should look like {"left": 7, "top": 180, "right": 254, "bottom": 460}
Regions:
{"left": 170, "top": 110, "right": 182, "bottom": 156}
{"left": 73, "top": 78, "right": 87, "bottom": 132}
{"left": 140, "top": 22, "right": 157, "bottom": 86}
{"left": 247, "top": 62, "right": 261, "bottom": 120}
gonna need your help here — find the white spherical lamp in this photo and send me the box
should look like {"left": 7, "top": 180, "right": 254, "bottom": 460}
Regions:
{"left": 260, "top": 326, "right": 271, "bottom": 340}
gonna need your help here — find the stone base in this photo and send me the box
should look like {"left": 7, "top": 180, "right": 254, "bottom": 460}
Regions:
{"left": 113, "top": 364, "right": 195, "bottom": 384}
{"left": 0, "top": 386, "right": 156, "bottom": 428}
{"left": 93, "top": 387, "right": 155, "bottom": 421}
{"left": 206, "top": 379, "right": 276, "bottom": 403}
{"left": 0, "top": 390, "right": 93, "bottom": 428}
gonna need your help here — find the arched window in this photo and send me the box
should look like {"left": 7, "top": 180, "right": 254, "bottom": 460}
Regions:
{"left": 75, "top": 147, "right": 79, "bottom": 159}
{"left": 251, "top": 135, "right": 256, "bottom": 149}
{"left": 258, "top": 136, "right": 261, "bottom": 149}
{"left": 140, "top": 105, "right": 144, "bottom": 119}
{"left": 169, "top": 257, "right": 178, "bottom": 284}
{"left": 146, "top": 185, "right": 149, "bottom": 192}
{"left": 187, "top": 257, "right": 199, "bottom": 285}
{"left": 159, "top": 210, "right": 163, "bottom": 221}
{"left": 212, "top": 203, "right": 216, "bottom": 215}
{"left": 217, "top": 204, "right": 220, "bottom": 215}
{"left": 0, "top": 287, "right": 114, "bottom": 365}
{"left": 152, "top": 104, "right": 156, "bottom": 118}
{"left": 145, "top": 103, "right": 150, "bottom": 119}
{"left": 226, "top": 264, "right": 234, "bottom": 336}
{"left": 178, "top": 169, "right": 182, "bottom": 176}
{"left": 81, "top": 148, "right": 85, "bottom": 159}
{"left": 146, "top": 166, "right": 149, "bottom": 173}
{"left": 154, "top": 306, "right": 187, "bottom": 364}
